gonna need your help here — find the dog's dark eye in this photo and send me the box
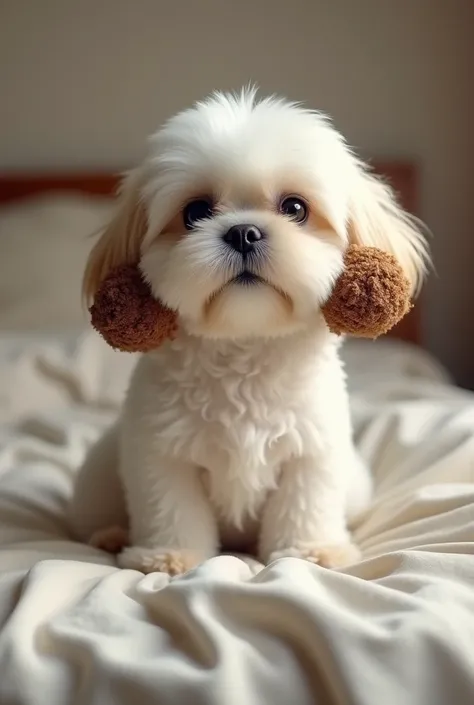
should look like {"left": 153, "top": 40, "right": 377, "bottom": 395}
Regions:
{"left": 280, "top": 196, "right": 308, "bottom": 224}
{"left": 183, "top": 199, "right": 214, "bottom": 230}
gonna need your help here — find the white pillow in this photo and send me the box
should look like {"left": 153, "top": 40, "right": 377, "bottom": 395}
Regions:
{"left": 0, "top": 192, "right": 114, "bottom": 330}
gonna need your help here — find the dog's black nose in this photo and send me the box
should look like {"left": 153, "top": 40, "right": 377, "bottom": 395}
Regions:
{"left": 223, "top": 224, "right": 264, "bottom": 254}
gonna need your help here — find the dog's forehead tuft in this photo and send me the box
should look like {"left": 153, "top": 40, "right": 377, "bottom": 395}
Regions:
{"left": 149, "top": 91, "right": 346, "bottom": 175}
{"left": 143, "top": 90, "right": 354, "bottom": 236}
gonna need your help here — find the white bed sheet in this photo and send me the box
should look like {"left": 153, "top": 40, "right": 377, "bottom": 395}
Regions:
{"left": 0, "top": 332, "right": 473, "bottom": 705}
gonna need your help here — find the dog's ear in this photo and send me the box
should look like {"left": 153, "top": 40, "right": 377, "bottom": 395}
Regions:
{"left": 347, "top": 165, "right": 429, "bottom": 297}
{"left": 322, "top": 244, "right": 412, "bottom": 338}
{"left": 83, "top": 169, "right": 148, "bottom": 304}
{"left": 89, "top": 264, "right": 179, "bottom": 353}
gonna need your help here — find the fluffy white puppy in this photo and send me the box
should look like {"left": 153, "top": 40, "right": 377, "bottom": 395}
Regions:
{"left": 69, "top": 88, "right": 428, "bottom": 575}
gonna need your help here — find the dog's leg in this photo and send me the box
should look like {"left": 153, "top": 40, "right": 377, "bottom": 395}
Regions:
{"left": 259, "top": 452, "right": 361, "bottom": 569}
{"left": 69, "top": 423, "right": 128, "bottom": 548}
{"left": 118, "top": 457, "right": 219, "bottom": 576}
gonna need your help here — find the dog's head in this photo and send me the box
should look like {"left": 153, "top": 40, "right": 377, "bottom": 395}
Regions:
{"left": 84, "top": 88, "right": 428, "bottom": 341}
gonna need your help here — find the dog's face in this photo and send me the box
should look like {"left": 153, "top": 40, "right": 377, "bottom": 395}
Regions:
{"left": 84, "top": 89, "right": 428, "bottom": 341}
{"left": 140, "top": 97, "right": 350, "bottom": 339}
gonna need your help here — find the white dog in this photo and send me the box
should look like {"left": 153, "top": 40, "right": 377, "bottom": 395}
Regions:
{"left": 69, "top": 88, "right": 428, "bottom": 575}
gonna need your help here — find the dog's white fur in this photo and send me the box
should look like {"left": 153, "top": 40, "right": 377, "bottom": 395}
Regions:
{"left": 69, "top": 88, "right": 429, "bottom": 574}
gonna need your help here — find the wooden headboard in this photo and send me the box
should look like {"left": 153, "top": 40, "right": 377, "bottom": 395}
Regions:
{"left": 0, "top": 162, "right": 421, "bottom": 345}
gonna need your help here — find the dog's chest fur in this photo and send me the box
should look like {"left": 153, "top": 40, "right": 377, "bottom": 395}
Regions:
{"left": 127, "top": 329, "right": 341, "bottom": 526}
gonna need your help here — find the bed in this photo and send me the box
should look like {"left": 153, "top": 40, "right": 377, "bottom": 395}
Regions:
{"left": 0, "top": 166, "right": 473, "bottom": 705}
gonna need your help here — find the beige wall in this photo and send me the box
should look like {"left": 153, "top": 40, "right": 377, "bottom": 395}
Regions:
{"left": 1, "top": 0, "right": 473, "bottom": 385}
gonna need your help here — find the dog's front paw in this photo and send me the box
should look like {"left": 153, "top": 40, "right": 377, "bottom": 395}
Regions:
{"left": 266, "top": 542, "right": 361, "bottom": 569}
{"left": 117, "top": 546, "right": 205, "bottom": 576}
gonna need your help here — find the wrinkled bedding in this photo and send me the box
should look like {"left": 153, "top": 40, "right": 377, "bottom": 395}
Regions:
{"left": 0, "top": 332, "right": 473, "bottom": 705}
